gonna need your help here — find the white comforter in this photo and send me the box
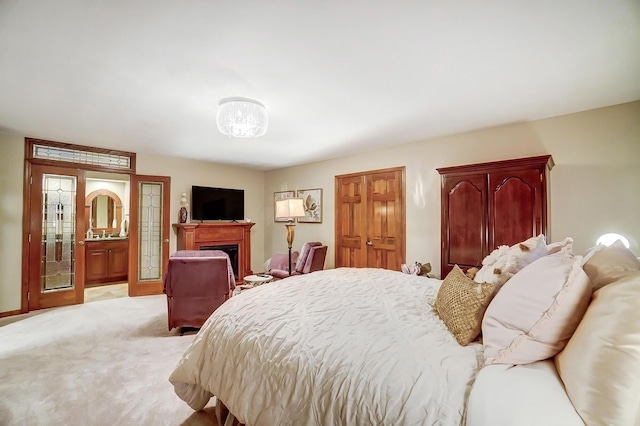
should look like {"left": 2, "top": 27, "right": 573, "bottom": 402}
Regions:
{"left": 169, "top": 268, "right": 483, "bottom": 425}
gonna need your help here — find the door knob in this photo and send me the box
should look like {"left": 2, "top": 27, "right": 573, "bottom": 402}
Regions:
{"left": 366, "top": 241, "right": 373, "bottom": 246}
{"left": 77, "top": 240, "right": 85, "bottom": 245}
{"left": 163, "top": 239, "right": 169, "bottom": 243}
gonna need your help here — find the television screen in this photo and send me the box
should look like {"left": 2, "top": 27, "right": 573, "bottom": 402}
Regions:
{"left": 191, "top": 186, "right": 244, "bottom": 221}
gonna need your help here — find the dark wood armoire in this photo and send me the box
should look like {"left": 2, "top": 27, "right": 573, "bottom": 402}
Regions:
{"left": 437, "top": 155, "right": 554, "bottom": 277}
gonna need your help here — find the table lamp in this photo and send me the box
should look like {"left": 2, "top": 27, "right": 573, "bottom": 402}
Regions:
{"left": 275, "top": 198, "right": 306, "bottom": 275}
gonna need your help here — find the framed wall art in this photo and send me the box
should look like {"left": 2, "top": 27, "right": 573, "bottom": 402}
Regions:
{"left": 296, "top": 188, "right": 322, "bottom": 223}
{"left": 274, "top": 190, "right": 295, "bottom": 222}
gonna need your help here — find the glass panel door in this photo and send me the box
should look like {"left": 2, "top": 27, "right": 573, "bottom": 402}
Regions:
{"left": 139, "top": 181, "right": 163, "bottom": 281}
{"left": 29, "top": 165, "right": 85, "bottom": 310}
{"left": 128, "top": 175, "right": 170, "bottom": 296}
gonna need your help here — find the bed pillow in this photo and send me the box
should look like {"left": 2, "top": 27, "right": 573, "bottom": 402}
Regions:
{"left": 435, "top": 265, "right": 496, "bottom": 346}
{"left": 555, "top": 270, "right": 640, "bottom": 426}
{"left": 546, "top": 237, "right": 573, "bottom": 255}
{"left": 482, "top": 247, "right": 592, "bottom": 365}
{"left": 582, "top": 240, "right": 640, "bottom": 290}
{"left": 502, "top": 234, "right": 549, "bottom": 277}
{"left": 473, "top": 245, "right": 509, "bottom": 284}
{"left": 474, "top": 234, "right": 548, "bottom": 287}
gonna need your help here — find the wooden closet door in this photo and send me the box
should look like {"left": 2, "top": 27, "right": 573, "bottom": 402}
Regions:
{"left": 488, "top": 169, "right": 544, "bottom": 249}
{"left": 335, "top": 167, "right": 405, "bottom": 270}
{"left": 366, "top": 169, "right": 405, "bottom": 270}
{"left": 441, "top": 174, "right": 487, "bottom": 276}
{"left": 335, "top": 174, "right": 367, "bottom": 267}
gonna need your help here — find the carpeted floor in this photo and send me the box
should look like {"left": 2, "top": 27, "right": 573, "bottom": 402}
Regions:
{"left": 0, "top": 295, "right": 219, "bottom": 425}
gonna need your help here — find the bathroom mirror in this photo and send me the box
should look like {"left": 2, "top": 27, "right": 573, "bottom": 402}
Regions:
{"left": 91, "top": 195, "right": 115, "bottom": 228}
{"left": 85, "top": 189, "right": 123, "bottom": 234}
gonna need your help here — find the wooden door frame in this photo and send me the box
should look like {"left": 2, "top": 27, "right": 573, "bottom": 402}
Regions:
{"left": 334, "top": 166, "right": 406, "bottom": 269}
{"left": 20, "top": 138, "right": 136, "bottom": 313}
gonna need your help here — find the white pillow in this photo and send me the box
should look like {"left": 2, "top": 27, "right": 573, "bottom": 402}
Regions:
{"left": 474, "top": 234, "right": 548, "bottom": 287}
{"left": 473, "top": 245, "right": 509, "bottom": 284}
{"left": 502, "top": 234, "right": 548, "bottom": 277}
{"left": 482, "top": 247, "right": 592, "bottom": 365}
{"left": 546, "top": 237, "right": 573, "bottom": 255}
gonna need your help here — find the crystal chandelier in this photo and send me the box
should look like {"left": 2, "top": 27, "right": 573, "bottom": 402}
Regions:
{"left": 216, "top": 98, "right": 268, "bottom": 138}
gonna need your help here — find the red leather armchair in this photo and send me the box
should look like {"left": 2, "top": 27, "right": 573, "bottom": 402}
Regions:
{"left": 270, "top": 242, "right": 328, "bottom": 280}
{"left": 164, "top": 250, "right": 235, "bottom": 331}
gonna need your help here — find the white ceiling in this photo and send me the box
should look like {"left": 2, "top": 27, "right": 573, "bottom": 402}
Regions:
{"left": 0, "top": 1, "right": 638, "bottom": 171}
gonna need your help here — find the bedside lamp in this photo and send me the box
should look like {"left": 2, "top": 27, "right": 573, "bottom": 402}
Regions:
{"left": 275, "top": 198, "right": 306, "bottom": 275}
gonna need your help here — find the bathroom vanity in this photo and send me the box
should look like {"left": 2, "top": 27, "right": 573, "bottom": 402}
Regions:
{"left": 85, "top": 237, "right": 129, "bottom": 286}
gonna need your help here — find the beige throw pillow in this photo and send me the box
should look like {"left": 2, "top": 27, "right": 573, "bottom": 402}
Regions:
{"left": 435, "top": 265, "right": 496, "bottom": 346}
{"left": 582, "top": 240, "right": 640, "bottom": 290}
{"left": 555, "top": 270, "right": 640, "bottom": 426}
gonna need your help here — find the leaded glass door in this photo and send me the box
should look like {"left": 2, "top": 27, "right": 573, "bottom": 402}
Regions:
{"left": 28, "top": 165, "right": 86, "bottom": 310}
{"left": 128, "top": 175, "right": 170, "bottom": 296}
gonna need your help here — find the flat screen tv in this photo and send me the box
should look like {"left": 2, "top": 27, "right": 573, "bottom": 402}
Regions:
{"left": 191, "top": 186, "right": 244, "bottom": 221}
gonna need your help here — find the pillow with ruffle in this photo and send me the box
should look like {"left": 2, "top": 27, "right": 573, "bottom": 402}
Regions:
{"left": 482, "top": 246, "right": 592, "bottom": 365}
{"left": 546, "top": 237, "right": 573, "bottom": 255}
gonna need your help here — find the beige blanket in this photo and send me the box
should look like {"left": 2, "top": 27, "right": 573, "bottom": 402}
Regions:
{"left": 169, "top": 268, "right": 483, "bottom": 425}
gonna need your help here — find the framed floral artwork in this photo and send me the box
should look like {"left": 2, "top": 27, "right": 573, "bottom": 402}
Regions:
{"left": 296, "top": 188, "right": 322, "bottom": 223}
{"left": 274, "top": 190, "right": 295, "bottom": 222}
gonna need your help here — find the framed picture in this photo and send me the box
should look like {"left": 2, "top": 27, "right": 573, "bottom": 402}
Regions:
{"left": 296, "top": 188, "right": 322, "bottom": 223}
{"left": 274, "top": 190, "right": 295, "bottom": 222}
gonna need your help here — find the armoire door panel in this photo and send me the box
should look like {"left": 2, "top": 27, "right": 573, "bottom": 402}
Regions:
{"left": 443, "top": 175, "right": 487, "bottom": 272}
{"left": 489, "top": 169, "right": 542, "bottom": 249}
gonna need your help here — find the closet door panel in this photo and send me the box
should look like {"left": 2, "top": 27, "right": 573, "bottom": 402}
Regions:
{"left": 335, "top": 175, "right": 367, "bottom": 268}
{"left": 366, "top": 169, "right": 404, "bottom": 271}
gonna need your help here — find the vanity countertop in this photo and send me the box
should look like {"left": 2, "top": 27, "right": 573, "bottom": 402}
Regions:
{"left": 86, "top": 236, "right": 129, "bottom": 241}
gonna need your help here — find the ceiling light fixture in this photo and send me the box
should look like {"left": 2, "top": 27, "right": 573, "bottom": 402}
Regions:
{"left": 216, "top": 97, "right": 268, "bottom": 138}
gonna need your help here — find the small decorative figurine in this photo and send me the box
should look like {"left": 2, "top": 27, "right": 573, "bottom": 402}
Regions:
{"left": 179, "top": 193, "right": 189, "bottom": 223}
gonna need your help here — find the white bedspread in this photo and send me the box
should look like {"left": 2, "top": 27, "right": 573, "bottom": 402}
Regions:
{"left": 169, "top": 268, "right": 483, "bottom": 425}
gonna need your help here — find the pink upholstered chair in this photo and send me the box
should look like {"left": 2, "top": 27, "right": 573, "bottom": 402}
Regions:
{"left": 270, "top": 242, "right": 328, "bottom": 280}
{"left": 164, "top": 250, "right": 236, "bottom": 331}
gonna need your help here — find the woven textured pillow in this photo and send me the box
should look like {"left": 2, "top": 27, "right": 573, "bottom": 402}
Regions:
{"left": 435, "top": 265, "right": 496, "bottom": 346}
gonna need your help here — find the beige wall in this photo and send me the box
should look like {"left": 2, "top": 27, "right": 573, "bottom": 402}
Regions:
{"left": 0, "top": 137, "right": 266, "bottom": 313}
{"left": 2, "top": 101, "right": 638, "bottom": 313}
{"left": 264, "top": 101, "right": 640, "bottom": 278}
{"left": 0, "top": 133, "right": 25, "bottom": 313}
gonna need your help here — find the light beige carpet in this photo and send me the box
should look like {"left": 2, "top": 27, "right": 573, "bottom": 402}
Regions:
{"left": 0, "top": 295, "right": 219, "bottom": 425}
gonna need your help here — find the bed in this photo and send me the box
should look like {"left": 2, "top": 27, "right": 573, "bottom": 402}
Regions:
{"left": 169, "top": 239, "right": 640, "bottom": 426}
{"left": 169, "top": 268, "right": 483, "bottom": 425}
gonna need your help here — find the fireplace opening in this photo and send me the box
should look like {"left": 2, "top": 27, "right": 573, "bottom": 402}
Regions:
{"left": 199, "top": 244, "right": 239, "bottom": 280}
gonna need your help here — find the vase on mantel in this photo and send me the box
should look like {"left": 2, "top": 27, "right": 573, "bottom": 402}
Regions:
{"left": 179, "top": 207, "right": 188, "bottom": 223}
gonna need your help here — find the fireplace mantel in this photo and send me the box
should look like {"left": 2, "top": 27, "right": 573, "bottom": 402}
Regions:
{"left": 172, "top": 222, "right": 255, "bottom": 283}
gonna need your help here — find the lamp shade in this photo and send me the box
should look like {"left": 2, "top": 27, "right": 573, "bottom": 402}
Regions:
{"left": 275, "top": 198, "right": 305, "bottom": 220}
{"left": 216, "top": 98, "right": 268, "bottom": 138}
